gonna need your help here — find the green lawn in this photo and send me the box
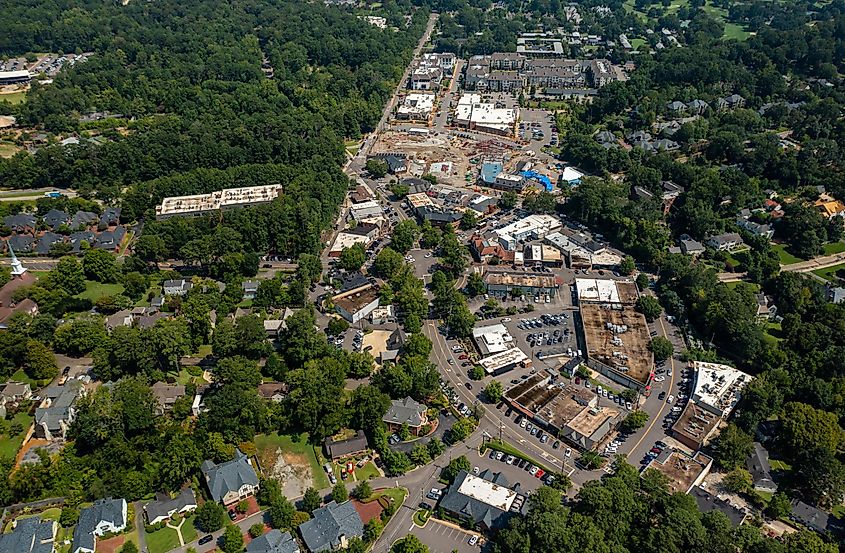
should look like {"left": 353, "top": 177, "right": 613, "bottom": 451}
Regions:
{"left": 355, "top": 461, "right": 380, "bottom": 481}
{"left": 0, "top": 142, "right": 21, "bottom": 158}
{"left": 145, "top": 525, "right": 181, "bottom": 553}
{"left": 769, "top": 458, "right": 793, "bottom": 472}
{"left": 180, "top": 515, "right": 198, "bottom": 543}
{"left": 7, "top": 507, "right": 62, "bottom": 530}
{"left": 10, "top": 368, "right": 50, "bottom": 389}
{"left": 254, "top": 432, "right": 330, "bottom": 489}
{"left": 822, "top": 241, "right": 845, "bottom": 255}
{"left": 0, "top": 412, "right": 34, "bottom": 460}
{"left": 832, "top": 504, "right": 845, "bottom": 519}
{"left": 76, "top": 280, "right": 125, "bottom": 301}
{"left": 0, "top": 91, "right": 26, "bottom": 105}
{"left": 762, "top": 322, "right": 783, "bottom": 345}
{"left": 174, "top": 366, "right": 208, "bottom": 385}
{"left": 630, "top": 38, "right": 646, "bottom": 49}
{"left": 772, "top": 243, "right": 803, "bottom": 264}
{"left": 812, "top": 262, "right": 845, "bottom": 282}
{"left": 723, "top": 22, "right": 750, "bottom": 41}
{"left": 372, "top": 487, "right": 407, "bottom": 508}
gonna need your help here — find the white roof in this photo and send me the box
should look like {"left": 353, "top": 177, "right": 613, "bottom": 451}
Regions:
{"left": 457, "top": 473, "right": 518, "bottom": 511}
{"left": 156, "top": 184, "right": 282, "bottom": 216}
{"left": 691, "top": 361, "right": 753, "bottom": 417}
{"left": 575, "top": 278, "right": 621, "bottom": 303}
{"left": 472, "top": 323, "right": 513, "bottom": 355}
{"left": 561, "top": 167, "right": 585, "bottom": 181}
{"left": 0, "top": 70, "right": 30, "bottom": 79}
{"left": 455, "top": 93, "right": 518, "bottom": 131}
{"left": 330, "top": 232, "right": 371, "bottom": 253}
{"left": 397, "top": 93, "right": 435, "bottom": 116}
{"left": 479, "top": 347, "right": 528, "bottom": 374}
{"left": 495, "top": 214, "right": 561, "bottom": 240}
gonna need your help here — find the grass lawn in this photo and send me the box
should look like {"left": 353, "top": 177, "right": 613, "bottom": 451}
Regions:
{"left": 174, "top": 366, "right": 208, "bottom": 385}
{"left": 630, "top": 38, "right": 646, "bottom": 49}
{"left": 0, "top": 142, "right": 21, "bottom": 158}
{"left": 0, "top": 412, "right": 33, "bottom": 459}
{"left": 180, "top": 515, "right": 198, "bottom": 543}
{"left": 254, "top": 432, "right": 330, "bottom": 489}
{"left": 10, "top": 368, "right": 50, "bottom": 389}
{"left": 76, "top": 280, "right": 125, "bottom": 301}
{"left": 0, "top": 91, "right": 26, "bottom": 105}
{"left": 723, "top": 22, "right": 750, "bottom": 41}
{"left": 355, "top": 461, "right": 380, "bottom": 481}
{"left": 9, "top": 507, "right": 62, "bottom": 530}
{"left": 762, "top": 322, "right": 783, "bottom": 345}
{"left": 772, "top": 243, "right": 803, "bottom": 264}
{"left": 822, "top": 241, "right": 845, "bottom": 255}
{"left": 372, "top": 487, "right": 407, "bottom": 507}
{"left": 413, "top": 509, "right": 430, "bottom": 526}
{"left": 832, "top": 504, "right": 845, "bottom": 519}
{"left": 145, "top": 525, "right": 181, "bottom": 553}
{"left": 812, "top": 262, "right": 845, "bottom": 282}
{"left": 769, "top": 459, "right": 793, "bottom": 472}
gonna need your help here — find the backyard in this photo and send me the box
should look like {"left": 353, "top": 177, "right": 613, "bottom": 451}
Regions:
{"left": 254, "top": 432, "right": 329, "bottom": 496}
{"left": 145, "top": 514, "right": 198, "bottom": 553}
{"left": 0, "top": 412, "right": 34, "bottom": 460}
{"left": 771, "top": 243, "right": 803, "bottom": 265}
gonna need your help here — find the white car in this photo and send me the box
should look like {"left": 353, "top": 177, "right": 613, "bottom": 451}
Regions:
{"left": 506, "top": 455, "right": 515, "bottom": 464}
{"left": 529, "top": 466, "right": 539, "bottom": 476}
{"left": 672, "top": 406, "right": 683, "bottom": 413}
{"left": 597, "top": 386, "right": 603, "bottom": 396}
{"left": 653, "top": 376, "right": 665, "bottom": 383}
{"left": 472, "top": 466, "right": 480, "bottom": 475}
{"left": 468, "top": 535, "right": 479, "bottom": 546}
{"left": 520, "top": 418, "right": 528, "bottom": 428}
{"left": 667, "top": 395, "right": 674, "bottom": 404}
{"left": 502, "top": 317, "right": 512, "bottom": 322}
{"left": 565, "top": 447, "right": 572, "bottom": 458}
{"left": 424, "top": 253, "right": 432, "bottom": 258}
{"left": 626, "top": 401, "right": 633, "bottom": 410}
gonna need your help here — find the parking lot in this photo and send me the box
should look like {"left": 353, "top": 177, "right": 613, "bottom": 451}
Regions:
{"left": 411, "top": 519, "right": 481, "bottom": 553}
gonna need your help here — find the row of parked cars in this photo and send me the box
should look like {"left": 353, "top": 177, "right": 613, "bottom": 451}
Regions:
{"left": 487, "top": 449, "right": 555, "bottom": 486}
{"left": 640, "top": 441, "right": 670, "bottom": 467}
{"left": 516, "top": 312, "right": 569, "bottom": 330}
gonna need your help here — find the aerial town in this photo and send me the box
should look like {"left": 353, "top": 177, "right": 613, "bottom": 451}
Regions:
{"left": 0, "top": 1, "right": 843, "bottom": 553}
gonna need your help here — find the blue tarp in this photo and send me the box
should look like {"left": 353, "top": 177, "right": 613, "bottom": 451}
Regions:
{"left": 520, "top": 171, "right": 553, "bottom": 192}
{"left": 481, "top": 161, "right": 504, "bottom": 184}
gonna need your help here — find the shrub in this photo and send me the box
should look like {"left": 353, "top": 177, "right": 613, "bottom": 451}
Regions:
{"left": 249, "top": 523, "right": 265, "bottom": 538}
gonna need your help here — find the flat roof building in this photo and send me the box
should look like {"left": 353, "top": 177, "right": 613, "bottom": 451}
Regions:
{"left": 645, "top": 450, "right": 713, "bottom": 494}
{"left": 472, "top": 323, "right": 514, "bottom": 356}
{"left": 396, "top": 93, "right": 435, "bottom": 120}
{"left": 494, "top": 214, "right": 561, "bottom": 250}
{"left": 575, "top": 278, "right": 639, "bottom": 305}
{"left": 438, "top": 470, "right": 525, "bottom": 531}
{"left": 485, "top": 271, "right": 560, "bottom": 298}
{"left": 155, "top": 184, "right": 282, "bottom": 219}
{"left": 454, "top": 93, "right": 519, "bottom": 136}
{"left": 580, "top": 303, "right": 653, "bottom": 390}
{"left": 689, "top": 361, "right": 752, "bottom": 418}
{"left": 334, "top": 288, "right": 380, "bottom": 324}
{"left": 479, "top": 347, "right": 531, "bottom": 375}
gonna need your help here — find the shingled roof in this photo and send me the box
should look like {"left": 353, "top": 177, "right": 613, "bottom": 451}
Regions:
{"left": 201, "top": 449, "right": 259, "bottom": 503}
{"left": 298, "top": 501, "right": 363, "bottom": 552}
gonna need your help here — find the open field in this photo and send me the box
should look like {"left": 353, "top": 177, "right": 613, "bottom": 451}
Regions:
{"left": 822, "top": 241, "right": 845, "bottom": 255}
{"left": 254, "top": 432, "right": 329, "bottom": 495}
{"left": 77, "top": 280, "right": 126, "bottom": 301}
{"left": 0, "top": 91, "right": 26, "bottom": 104}
{"left": 772, "top": 244, "right": 803, "bottom": 264}
{"left": 0, "top": 142, "right": 21, "bottom": 158}
{"left": 812, "top": 262, "right": 845, "bottom": 282}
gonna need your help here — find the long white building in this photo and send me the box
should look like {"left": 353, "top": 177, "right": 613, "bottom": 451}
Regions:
{"left": 155, "top": 184, "right": 283, "bottom": 219}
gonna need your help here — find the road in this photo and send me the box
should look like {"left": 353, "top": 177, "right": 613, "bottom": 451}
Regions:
{"left": 718, "top": 249, "right": 845, "bottom": 282}
{"left": 0, "top": 187, "right": 77, "bottom": 202}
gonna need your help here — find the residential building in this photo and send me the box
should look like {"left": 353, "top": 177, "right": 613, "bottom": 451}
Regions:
{"left": 257, "top": 382, "right": 288, "bottom": 403}
{"left": 43, "top": 209, "right": 70, "bottom": 230}
{"left": 453, "top": 93, "right": 519, "bottom": 136}
{"left": 163, "top": 279, "right": 193, "bottom": 296}
{"left": 3, "top": 213, "right": 37, "bottom": 232}
{"left": 35, "top": 380, "right": 83, "bottom": 441}
{"left": 150, "top": 382, "right": 186, "bottom": 414}
{"left": 814, "top": 195, "right": 845, "bottom": 219}
{"left": 299, "top": 501, "right": 364, "bottom": 553}
{"left": 790, "top": 500, "right": 845, "bottom": 536}
{"left": 144, "top": 488, "right": 198, "bottom": 525}
{"left": 687, "top": 99, "right": 709, "bottom": 114}
{"left": 247, "top": 530, "right": 300, "bottom": 553}
{"left": 93, "top": 225, "right": 126, "bottom": 251}
{"left": 383, "top": 397, "right": 429, "bottom": 435}
{"left": 438, "top": 470, "right": 526, "bottom": 531}
{"left": 396, "top": 93, "right": 435, "bottom": 121}
{"left": 72, "top": 498, "right": 128, "bottom": 553}
{"left": 324, "top": 430, "right": 369, "bottom": 461}
{"left": 706, "top": 233, "right": 744, "bottom": 251}
{"left": 370, "top": 153, "right": 407, "bottom": 174}
{"left": 755, "top": 293, "right": 778, "bottom": 321}
{"left": 0, "top": 382, "right": 31, "bottom": 404}
{"left": 0, "top": 515, "right": 56, "bottom": 553}
{"left": 680, "top": 238, "right": 705, "bottom": 256}
{"left": 716, "top": 94, "right": 745, "bottom": 110}
{"left": 242, "top": 280, "right": 260, "bottom": 300}
{"left": 155, "top": 184, "right": 283, "bottom": 219}
{"left": 827, "top": 286, "right": 845, "bottom": 304}
{"left": 746, "top": 442, "right": 777, "bottom": 494}
{"left": 36, "top": 232, "right": 64, "bottom": 255}
{"left": 201, "top": 449, "right": 260, "bottom": 505}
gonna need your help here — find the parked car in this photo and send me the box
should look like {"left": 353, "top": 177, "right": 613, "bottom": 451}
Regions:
{"left": 469, "top": 535, "right": 479, "bottom": 546}
{"left": 199, "top": 535, "right": 214, "bottom": 545}
{"left": 565, "top": 447, "right": 572, "bottom": 458}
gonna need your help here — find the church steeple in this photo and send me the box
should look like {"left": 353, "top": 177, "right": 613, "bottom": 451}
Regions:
{"left": 8, "top": 242, "right": 27, "bottom": 277}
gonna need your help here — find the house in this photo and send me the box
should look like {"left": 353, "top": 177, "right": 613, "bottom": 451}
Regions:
{"left": 35, "top": 380, "right": 83, "bottom": 441}
{"left": 144, "top": 488, "right": 198, "bottom": 525}
{"left": 70, "top": 210, "right": 98, "bottom": 230}
{"left": 6, "top": 234, "right": 35, "bottom": 254}
{"left": 163, "top": 279, "right": 193, "bottom": 296}
{"left": 0, "top": 381, "right": 31, "bottom": 405}
{"left": 298, "top": 501, "right": 364, "bottom": 553}
{"left": 666, "top": 100, "right": 686, "bottom": 113}
{"left": 560, "top": 167, "right": 585, "bottom": 186}
{"left": 653, "top": 138, "right": 679, "bottom": 151}
{"left": 72, "top": 498, "right": 128, "bottom": 553}
{"left": 105, "top": 309, "right": 133, "bottom": 331}
{"left": 243, "top": 280, "right": 260, "bottom": 300}
{"left": 93, "top": 225, "right": 126, "bottom": 251}
{"left": 247, "top": 530, "right": 300, "bottom": 553}
{"left": 257, "top": 382, "right": 289, "bottom": 403}
{"left": 324, "top": 430, "right": 369, "bottom": 461}
{"left": 706, "top": 233, "right": 744, "bottom": 251}
{"left": 680, "top": 238, "right": 705, "bottom": 256}
{"left": 43, "top": 209, "right": 70, "bottom": 230}
{"left": 3, "top": 213, "right": 37, "bottom": 233}
{"left": 0, "top": 515, "right": 57, "bottom": 553}
{"left": 69, "top": 231, "right": 96, "bottom": 253}
{"left": 686, "top": 99, "right": 709, "bottom": 114}
{"left": 746, "top": 442, "right": 777, "bottom": 494}
{"left": 401, "top": 177, "right": 432, "bottom": 195}
{"left": 36, "top": 232, "right": 64, "bottom": 255}
{"left": 150, "top": 296, "right": 165, "bottom": 309}
{"left": 150, "top": 382, "right": 186, "bottom": 414}
{"left": 736, "top": 217, "right": 774, "bottom": 239}
{"left": 814, "top": 195, "right": 845, "bottom": 219}
{"left": 754, "top": 294, "right": 778, "bottom": 321}
{"left": 827, "top": 286, "right": 845, "bottom": 304}
{"left": 438, "top": 469, "right": 525, "bottom": 531}
{"left": 371, "top": 153, "right": 407, "bottom": 174}
{"left": 716, "top": 94, "right": 745, "bottom": 110}
{"left": 790, "top": 499, "right": 845, "bottom": 536}
{"left": 201, "top": 448, "right": 260, "bottom": 505}
{"left": 98, "top": 207, "right": 121, "bottom": 230}
{"left": 383, "top": 397, "right": 428, "bottom": 436}
{"left": 595, "top": 130, "right": 617, "bottom": 145}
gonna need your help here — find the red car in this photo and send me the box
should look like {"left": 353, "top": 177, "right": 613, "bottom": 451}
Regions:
{"left": 534, "top": 469, "right": 545, "bottom": 479}
{"left": 459, "top": 354, "right": 468, "bottom": 360}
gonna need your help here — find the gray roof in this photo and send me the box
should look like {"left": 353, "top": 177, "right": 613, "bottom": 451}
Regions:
{"left": 0, "top": 516, "right": 55, "bottom": 553}
{"left": 746, "top": 442, "right": 775, "bottom": 491}
{"left": 201, "top": 448, "right": 259, "bottom": 503}
{"left": 247, "top": 530, "right": 300, "bottom": 553}
{"left": 298, "top": 501, "right": 364, "bottom": 552}
{"left": 690, "top": 487, "right": 746, "bottom": 525}
{"left": 3, "top": 214, "right": 37, "bottom": 231}
{"left": 438, "top": 470, "right": 520, "bottom": 530}
{"left": 680, "top": 239, "right": 705, "bottom": 254}
{"left": 69, "top": 231, "right": 96, "bottom": 252}
{"left": 401, "top": 177, "right": 431, "bottom": 195}
{"left": 324, "top": 430, "right": 369, "bottom": 459}
{"left": 43, "top": 209, "right": 69, "bottom": 229}
{"left": 6, "top": 234, "right": 35, "bottom": 253}
{"left": 144, "top": 488, "right": 197, "bottom": 523}
{"left": 36, "top": 232, "right": 63, "bottom": 255}
{"left": 99, "top": 207, "right": 120, "bottom": 228}
{"left": 73, "top": 498, "right": 126, "bottom": 553}
{"left": 790, "top": 499, "right": 844, "bottom": 535}
{"left": 94, "top": 225, "right": 125, "bottom": 250}
{"left": 35, "top": 380, "right": 82, "bottom": 433}
{"left": 383, "top": 396, "right": 426, "bottom": 427}
{"left": 71, "top": 210, "right": 98, "bottom": 229}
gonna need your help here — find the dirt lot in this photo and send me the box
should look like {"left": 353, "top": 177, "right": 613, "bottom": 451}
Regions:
{"left": 255, "top": 433, "right": 328, "bottom": 497}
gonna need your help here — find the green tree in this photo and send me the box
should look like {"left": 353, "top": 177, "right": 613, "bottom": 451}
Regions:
{"left": 270, "top": 497, "right": 295, "bottom": 529}
{"left": 648, "top": 336, "right": 673, "bottom": 361}
{"left": 327, "top": 317, "right": 350, "bottom": 336}
{"left": 390, "top": 535, "right": 429, "bottom": 553}
{"left": 766, "top": 491, "right": 791, "bottom": 519}
{"left": 339, "top": 243, "right": 366, "bottom": 271}
{"left": 332, "top": 482, "right": 348, "bottom": 503}
{"left": 221, "top": 524, "right": 244, "bottom": 553}
{"left": 460, "top": 210, "right": 478, "bottom": 230}
{"left": 363, "top": 517, "right": 382, "bottom": 542}
{"left": 723, "top": 467, "right": 753, "bottom": 493}
{"left": 195, "top": 501, "right": 226, "bottom": 532}
{"left": 352, "top": 480, "right": 372, "bottom": 500}
{"left": 446, "top": 300, "right": 475, "bottom": 338}
{"left": 59, "top": 505, "right": 79, "bottom": 527}
{"left": 82, "top": 248, "right": 119, "bottom": 283}
{"left": 426, "top": 437, "right": 444, "bottom": 458}
{"left": 49, "top": 256, "right": 85, "bottom": 295}
{"left": 446, "top": 418, "right": 475, "bottom": 444}
{"left": 466, "top": 272, "right": 486, "bottom": 297}
{"left": 712, "top": 423, "right": 754, "bottom": 470}
{"left": 484, "top": 380, "right": 503, "bottom": 403}
{"left": 619, "top": 255, "right": 635, "bottom": 275}
{"left": 635, "top": 273, "right": 649, "bottom": 290}
{"left": 122, "top": 272, "right": 148, "bottom": 301}
{"left": 249, "top": 523, "right": 264, "bottom": 538}
{"left": 392, "top": 220, "right": 419, "bottom": 253}
{"left": 120, "top": 543, "right": 139, "bottom": 553}
{"left": 24, "top": 339, "right": 59, "bottom": 380}
{"left": 620, "top": 410, "right": 648, "bottom": 433}
{"left": 365, "top": 158, "right": 388, "bottom": 178}
{"left": 499, "top": 191, "right": 518, "bottom": 210}
{"left": 302, "top": 487, "right": 321, "bottom": 513}
{"left": 441, "top": 455, "right": 472, "bottom": 483}
{"left": 469, "top": 366, "right": 485, "bottom": 380}
{"left": 635, "top": 295, "right": 662, "bottom": 322}
{"left": 781, "top": 402, "right": 843, "bottom": 455}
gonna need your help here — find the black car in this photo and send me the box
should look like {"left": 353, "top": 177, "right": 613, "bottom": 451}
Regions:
{"left": 419, "top": 502, "right": 434, "bottom": 510}
{"left": 465, "top": 382, "right": 473, "bottom": 390}
{"left": 199, "top": 535, "right": 214, "bottom": 545}
{"left": 658, "top": 391, "right": 667, "bottom": 400}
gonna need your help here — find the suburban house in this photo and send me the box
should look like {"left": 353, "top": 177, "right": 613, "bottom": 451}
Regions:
{"left": 144, "top": 488, "right": 198, "bottom": 525}
{"left": 0, "top": 381, "right": 32, "bottom": 404}
{"left": 0, "top": 515, "right": 57, "bottom": 553}
{"left": 790, "top": 500, "right": 845, "bottom": 536}
{"left": 705, "top": 233, "right": 744, "bottom": 251}
{"left": 324, "top": 430, "right": 369, "bottom": 461}
{"left": 150, "top": 382, "right": 186, "bottom": 415}
{"left": 690, "top": 487, "right": 748, "bottom": 526}
{"left": 72, "top": 498, "right": 128, "bottom": 553}
{"left": 163, "top": 279, "right": 193, "bottom": 296}
{"left": 814, "top": 195, "right": 845, "bottom": 219}
{"left": 754, "top": 294, "right": 778, "bottom": 322}
{"left": 43, "top": 209, "right": 70, "bottom": 230}
{"left": 201, "top": 449, "right": 260, "bottom": 505}
{"left": 439, "top": 469, "right": 526, "bottom": 531}
{"left": 382, "top": 397, "right": 429, "bottom": 436}
{"left": 257, "top": 382, "right": 289, "bottom": 403}
{"left": 746, "top": 442, "right": 777, "bottom": 494}
{"left": 247, "top": 530, "right": 300, "bottom": 553}
{"left": 298, "top": 501, "right": 364, "bottom": 553}
{"left": 680, "top": 238, "right": 705, "bottom": 256}
{"left": 242, "top": 280, "right": 260, "bottom": 300}
{"left": 35, "top": 380, "right": 83, "bottom": 441}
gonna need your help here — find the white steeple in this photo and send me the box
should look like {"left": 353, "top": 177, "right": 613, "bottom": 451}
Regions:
{"left": 8, "top": 242, "right": 27, "bottom": 277}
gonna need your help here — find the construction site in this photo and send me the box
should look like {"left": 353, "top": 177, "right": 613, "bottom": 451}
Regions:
{"left": 579, "top": 303, "right": 653, "bottom": 390}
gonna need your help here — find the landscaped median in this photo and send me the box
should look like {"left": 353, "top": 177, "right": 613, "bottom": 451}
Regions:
{"left": 413, "top": 508, "right": 431, "bottom": 527}
{"left": 480, "top": 439, "right": 555, "bottom": 474}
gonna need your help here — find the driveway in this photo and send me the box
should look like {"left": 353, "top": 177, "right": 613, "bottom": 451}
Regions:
{"left": 389, "top": 411, "right": 454, "bottom": 455}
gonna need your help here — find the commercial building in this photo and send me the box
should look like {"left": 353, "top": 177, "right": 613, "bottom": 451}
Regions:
{"left": 479, "top": 347, "right": 531, "bottom": 375}
{"left": 524, "top": 244, "right": 563, "bottom": 267}
{"left": 505, "top": 375, "right": 620, "bottom": 450}
{"left": 494, "top": 214, "right": 561, "bottom": 250}
{"left": 348, "top": 200, "right": 385, "bottom": 225}
{"left": 574, "top": 278, "right": 639, "bottom": 305}
{"left": 438, "top": 469, "right": 526, "bottom": 531}
{"left": 579, "top": 303, "right": 653, "bottom": 391}
{"left": 484, "top": 271, "right": 560, "bottom": 298}
{"left": 396, "top": 93, "right": 435, "bottom": 121}
{"left": 201, "top": 449, "right": 260, "bottom": 505}
{"left": 334, "top": 287, "right": 379, "bottom": 324}
{"left": 155, "top": 184, "right": 282, "bottom": 219}
{"left": 645, "top": 450, "right": 713, "bottom": 494}
{"left": 0, "top": 70, "right": 31, "bottom": 85}
{"left": 472, "top": 323, "right": 514, "bottom": 356}
{"left": 383, "top": 397, "right": 429, "bottom": 435}
{"left": 454, "top": 93, "right": 519, "bottom": 136}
